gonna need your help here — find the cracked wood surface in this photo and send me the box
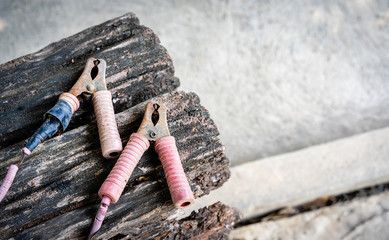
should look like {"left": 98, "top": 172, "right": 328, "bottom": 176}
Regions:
{"left": 0, "top": 13, "right": 233, "bottom": 239}
{"left": 168, "top": 202, "right": 242, "bottom": 240}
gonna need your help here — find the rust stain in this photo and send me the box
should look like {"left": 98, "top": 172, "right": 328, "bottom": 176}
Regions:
{"left": 137, "top": 176, "right": 151, "bottom": 182}
{"left": 68, "top": 58, "right": 108, "bottom": 96}
{"left": 155, "top": 231, "right": 169, "bottom": 240}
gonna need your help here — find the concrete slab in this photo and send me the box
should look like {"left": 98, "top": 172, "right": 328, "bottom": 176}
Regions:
{"left": 230, "top": 191, "right": 389, "bottom": 240}
{"left": 181, "top": 127, "right": 389, "bottom": 220}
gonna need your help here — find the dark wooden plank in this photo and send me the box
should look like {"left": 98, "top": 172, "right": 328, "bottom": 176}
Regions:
{"left": 0, "top": 12, "right": 179, "bottom": 149}
{"left": 0, "top": 92, "right": 231, "bottom": 239}
{"left": 108, "top": 201, "right": 242, "bottom": 240}
{"left": 166, "top": 202, "right": 242, "bottom": 240}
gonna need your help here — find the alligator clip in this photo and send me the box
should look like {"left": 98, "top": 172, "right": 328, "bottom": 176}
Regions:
{"left": 88, "top": 102, "right": 194, "bottom": 239}
{"left": 0, "top": 58, "right": 122, "bottom": 203}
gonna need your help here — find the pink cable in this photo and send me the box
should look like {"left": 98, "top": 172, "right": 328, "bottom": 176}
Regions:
{"left": 88, "top": 196, "right": 111, "bottom": 240}
{"left": 0, "top": 165, "right": 19, "bottom": 203}
{"left": 98, "top": 133, "right": 150, "bottom": 203}
{"left": 155, "top": 136, "right": 194, "bottom": 208}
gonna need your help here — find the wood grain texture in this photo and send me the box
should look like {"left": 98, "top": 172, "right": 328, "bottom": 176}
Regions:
{"left": 168, "top": 202, "right": 242, "bottom": 240}
{"left": 0, "top": 12, "right": 179, "bottom": 149}
{"left": 0, "top": 91, "right": 231, "bottom": 239}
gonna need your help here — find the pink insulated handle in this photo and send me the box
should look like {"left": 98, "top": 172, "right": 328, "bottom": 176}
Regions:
{"left": 0, "top": 165, "right": 19, "bottom": 202}
{"left": 92, "top": 90, "right": 123, "bottom": 159}
{"left": 98, "top": 133, "right": 149, "bottom": 203}
{"left": 155, "top": 136, "right": 194, "bottom": 208}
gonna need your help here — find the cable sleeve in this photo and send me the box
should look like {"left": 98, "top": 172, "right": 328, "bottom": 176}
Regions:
{"left": 98, "top": 133, "right": 149, "bottom": 203}
{"left": 155, "top": 136, "right": 194, "bottom": 208}
{"left": 92, "top": 90, "right": 123, "bottom": 159}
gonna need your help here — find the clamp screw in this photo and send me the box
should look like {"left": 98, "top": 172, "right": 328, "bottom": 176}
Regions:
{"left": 149, "top": 131, "right": 156, "bottom": 138}
{"left": 86, "top": 84, "right": 94, "bottom": 92}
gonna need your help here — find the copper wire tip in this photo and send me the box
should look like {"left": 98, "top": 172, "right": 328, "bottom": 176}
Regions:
{"left": 17, "top": 152, "right": 26, "bottom": 167}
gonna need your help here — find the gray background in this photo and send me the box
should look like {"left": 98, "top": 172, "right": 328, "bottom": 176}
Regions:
{"left": 1, "top": 0, "right": 389, "bottom": 166}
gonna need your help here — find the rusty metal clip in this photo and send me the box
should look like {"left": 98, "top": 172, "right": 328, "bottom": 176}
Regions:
{"left": 68, "top": 58, "right": 108, "bottom": 97}
{"left": 137, "top": 102, "right": 170, "bottom": 141}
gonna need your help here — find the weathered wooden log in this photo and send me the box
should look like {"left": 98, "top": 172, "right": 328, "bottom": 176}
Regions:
{"left": 0, "top": 13, "right": 235, "bottom": 239}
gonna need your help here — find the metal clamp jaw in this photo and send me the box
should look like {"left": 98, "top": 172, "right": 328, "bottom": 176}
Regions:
{"left": 68, "top": 58, "right": 108, "bottom": 97}
{"left": 137, "top": 102, "right": 170, "bottom": 141}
